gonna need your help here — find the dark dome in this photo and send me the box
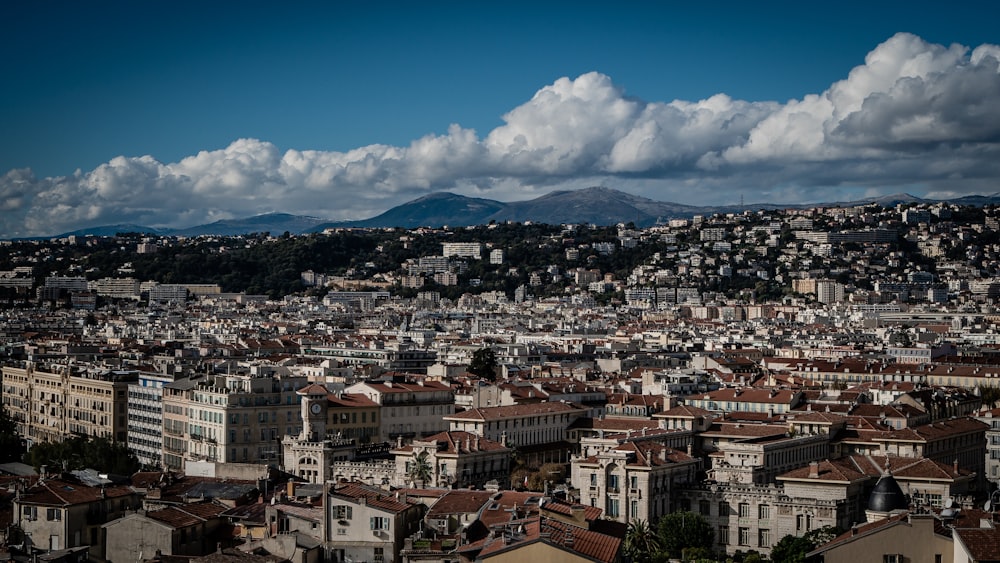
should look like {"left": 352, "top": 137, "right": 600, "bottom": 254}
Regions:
{"left": 868, "top": 474, "right": 908, "bottom": 513}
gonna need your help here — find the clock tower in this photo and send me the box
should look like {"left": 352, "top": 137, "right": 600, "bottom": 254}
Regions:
{"left": 282, "top": 383, "right": 334, "bottom": 484}
{"left": 299, "top": 383, "right": 329, "bottom": 441}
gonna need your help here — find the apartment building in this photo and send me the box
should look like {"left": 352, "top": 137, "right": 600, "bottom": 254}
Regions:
{"left": 161, "top": 372, "right": 308, "bottom": 470}
{"left": 345, "top": 378, "right": 455, "bottom": 440}
{"left": 303, "top": 340, "right": 438, "bottom": 374}
{"left": 571, "top": 439, "right": 700, "bottom": 524}
{"left": 326, "top": 482, "right": 425, "bottom": 563}
{"left": 391, "top": 430, "right": 512, "bottom": 489}
{"left": 127, "top": 371, "right": 179, "bottom": 468}
{"left": 15, "top": 474, "right": 141, "bottom": 558}
{"left": 1, "top": 363, "right": 135, "bottom": 447}
{"left": 441, "top": 242, "right": 482, "bottom": 259}
{"left": 444, "top": 401, "right": 588, "bottom": 466}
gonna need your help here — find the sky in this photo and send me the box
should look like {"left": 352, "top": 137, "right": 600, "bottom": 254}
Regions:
{"left": 1, "top": 0, "right": 999, "bottom": 238}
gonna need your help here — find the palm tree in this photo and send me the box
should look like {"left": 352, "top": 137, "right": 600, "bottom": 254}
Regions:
{"left": 409, "top": 451, "right": 433, "bottom": 487}
{"left": 623, "top": 519, "right": 660, "bottom": 562}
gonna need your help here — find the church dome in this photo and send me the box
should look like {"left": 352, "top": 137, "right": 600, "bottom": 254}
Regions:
{"left": 868, "top": 473, "right": 908, "bottom": 513}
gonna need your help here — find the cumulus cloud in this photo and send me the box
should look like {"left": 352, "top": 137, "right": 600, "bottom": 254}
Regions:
{"left": 3, "top": 32, "right": 1000, "bottom": 237}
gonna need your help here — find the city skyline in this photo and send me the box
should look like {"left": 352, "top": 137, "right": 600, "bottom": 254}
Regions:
{"left": 2, "top": 1, "right": 999, "bottom": 238}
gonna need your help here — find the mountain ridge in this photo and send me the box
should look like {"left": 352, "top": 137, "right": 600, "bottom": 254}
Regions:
{"left": 46, "top": 187, "right": 996, "bottom": 238}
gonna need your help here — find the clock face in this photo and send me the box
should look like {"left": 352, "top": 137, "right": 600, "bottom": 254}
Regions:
{"left": 311, "top": 402, "right": 322, "bottom": 415}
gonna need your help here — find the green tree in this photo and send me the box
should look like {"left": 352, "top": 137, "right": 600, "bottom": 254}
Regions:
{"left": 656, "top": 511, "right": 714, "bottom": 560}
{"left": 0, "top": 406, "right": 25, "bottom": 463}
{"left": 26, "top": 436, "right": 140, "bottom": 475}
{"left": 408, "top": 451, "right": 433, "bottom": 486}
{"left": 468, "top": 347, "right": 498, "bottom": 381}
{"left": 624, "top": 519, "right": 660, "bottom": 562}
{"left": 771, "top": 534, "right": 814, "bottom": 563}
{"left": 770, "top": 526, "right": 840, "bottom": 563}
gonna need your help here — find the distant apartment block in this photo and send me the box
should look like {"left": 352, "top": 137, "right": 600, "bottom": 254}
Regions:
{"left": 441, "top": 242, "right": 482, "bottom": 259}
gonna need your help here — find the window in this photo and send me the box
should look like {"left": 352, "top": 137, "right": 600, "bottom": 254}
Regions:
{"left": 606, "top": 498, "right": 620, "bottom": 518}
{"left": 883, "top": 555, "right": 903, "bottom": 563}
{"left": 759, "top": 504, "right": 770, "bottom": 519}
{"left": 370, "top": 516, "right": 390, "bottom": 531}
{"left": 700, "top": 501, "right": 711, "bottom": 516}
{"left": 374, "top": 548, "right": 384, "bottom": 563}
{"left": 630, "top": 500, "right": 639, "bottom": 519}
{"left": 739, "top": 527, "right": 750, "bottom": 546}
{"left": 630, "top": 476, "right": 638, "bottom": 489}
{"left": 759, "top": 528, "right": 770, "bottom": 547}
{"left": 590, "top": 473, "right": 597, "bottom": 486}
{"left": 47, "top": 508, "right": 61, "bottom": 521}
{"left": 719, "top": 526, "right": 729, "bottom": 545}
{"left": 335, "top": 505, "right": 352, "bottom": 520}
{"left": 607, "top": 474, "right": 619, "bottom": 491}
{"left": 739, "top": 503, "right": 750, "bottom": 518}
{"left": 718, "top": 501, "right": 730, "bottom": 516}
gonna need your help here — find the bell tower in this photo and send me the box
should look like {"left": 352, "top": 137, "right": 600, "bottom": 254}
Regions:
{"left": 282, "top": 383, "right": 334, "bottom": 484}
{"left": 299, "top": 383, "right": 329, "bottom": 441}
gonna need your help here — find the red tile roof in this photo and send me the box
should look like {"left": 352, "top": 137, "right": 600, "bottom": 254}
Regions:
{"left": 331, "top": 482, "right": 415, "bottom": 514}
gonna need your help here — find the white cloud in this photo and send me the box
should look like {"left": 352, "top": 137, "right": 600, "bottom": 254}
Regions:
{"left": 3, "top": 33, "right": 1000, "bottom": 237}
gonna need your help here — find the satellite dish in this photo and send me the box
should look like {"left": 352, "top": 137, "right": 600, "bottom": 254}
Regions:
{"left": 986, "top": 500, "right": 992, "bottom": 512}
{"left": 945, "top": 497, "right": 954, "bottom": 508}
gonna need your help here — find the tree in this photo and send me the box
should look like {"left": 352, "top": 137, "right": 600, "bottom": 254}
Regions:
{"left": 0, "top": 406, "right": 25, "bottom": 463}
{"left": 26, "top": 436, "right": 140, "bottom": 475}
{"left": 624, "top": 519, "right": 660, "bottom": 562}
{"left": 408, "top": 451, "right": 433, "bottom": 486}
{"left": 771, "top": 526, "right": 840, "bottom": 563}
{"left": 468, "top": 347, "right": 498, "bottom": 381}
{"left": 656, "top": 511, "right": 714, "bottom": 560}
{"left": 771, "top": 534, "right": 814, "bottom": 563}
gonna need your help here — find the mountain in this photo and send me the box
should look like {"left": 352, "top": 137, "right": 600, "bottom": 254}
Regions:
{"left": 55, "top": 224, "right": 168, "bottom": 238}
{"left": 311, "top": 192, "right": 507, "bottom": 230}
{"left": 481, "top": 186, "right": 703, "bottom": 227}
{"left": 45, "top": 188, "right": 996, "bottom": 239}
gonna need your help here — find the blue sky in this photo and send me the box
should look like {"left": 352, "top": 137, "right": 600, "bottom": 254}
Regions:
{"left": 1, "top": 0, "right": 999, "bottom": 237}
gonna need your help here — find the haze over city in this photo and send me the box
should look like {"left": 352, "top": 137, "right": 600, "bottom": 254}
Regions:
{"left": 1, "top": 0, "right": 999, "bottom": 238}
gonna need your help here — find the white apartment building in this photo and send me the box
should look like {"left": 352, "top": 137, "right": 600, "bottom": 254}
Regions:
{"left": 161, "top": 372, "right": 309, "bottom": 470}
{"left": 345, "top": 379, "right": 455, "bottom": 441}
{"left": 1, "top": 363, "right": 135, "bottom": 447}
{"left": 443, "top": 402, "right": 587, "bottom": 449}
{"left": 442, "top": 242, "right": 482, "bottom": 259}
{"left": 127, "top": 371, "right": 177, "bottom": 468}
{"left": 572, "top": 440, "right": 700, "bottom": 524}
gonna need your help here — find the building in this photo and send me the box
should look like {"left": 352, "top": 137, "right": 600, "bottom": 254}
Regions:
{"left": 346, "top": 378, "right": 455, "bottom": 441}
{"left": 326, "top": 482, "right": 425, "bottom": 563}
{"left": 571, "top": 439, "right": 699, "bottom": 524}
{"left": 442, "top": 243, "right": 482, "bottom": 260}
{"left": 1, "top": 363, "right": 136, "bottom": 447}
{"left": 391, "top": 430, "right": 512, "bottom": 489}
{"left": 102, "top": 502, "right": 228, "bottom": 563}
{"left": 161, "top": 371, "right": 308, "bottom": 470}
{"left": 127, "top": 371, "right": 178, "bottom": 469}
{"left": 14, "top": 473, "right": 141, "bottom": 559}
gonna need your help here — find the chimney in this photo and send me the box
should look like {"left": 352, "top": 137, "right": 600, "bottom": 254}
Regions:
{"left": 287, "top": 480, "right": 297, "bottom": 498}
{"left": 809, "top": 461, "right": 819, "bottom": 479}
{"left": 954, "top": 459, "right": 960, "bottom": 476}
